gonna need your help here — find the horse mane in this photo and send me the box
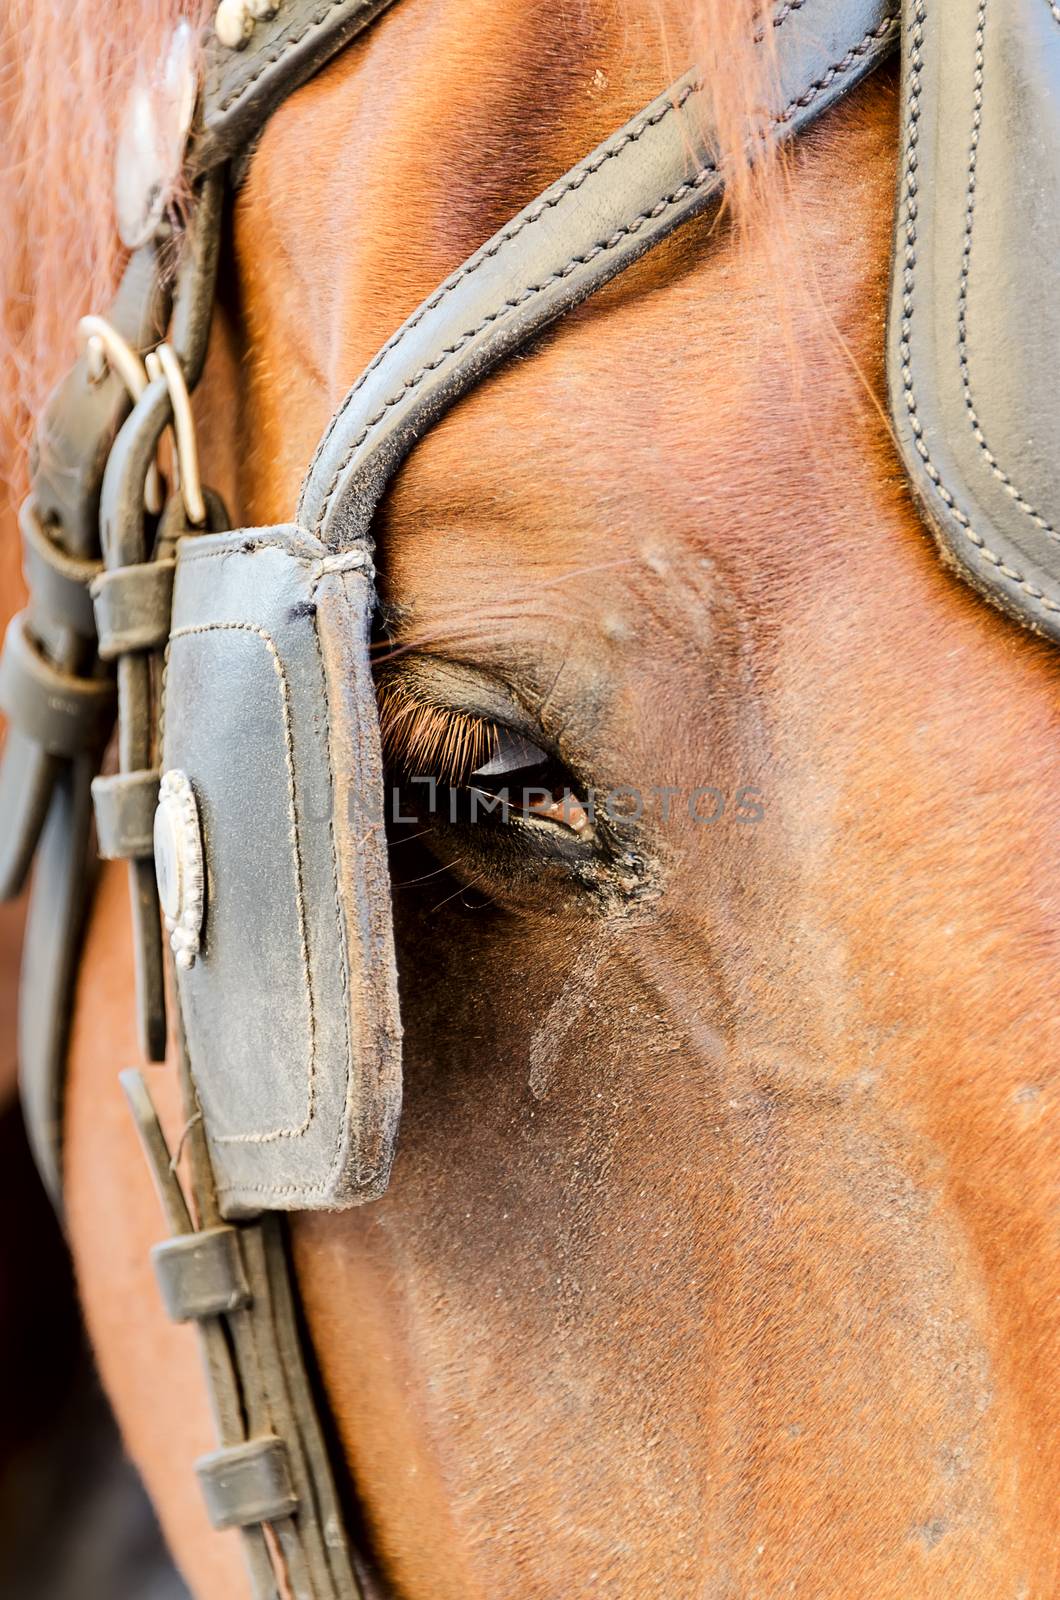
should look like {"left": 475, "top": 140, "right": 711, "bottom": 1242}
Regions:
{"left": 0, "top": 1, "right": 210, "bottom": 602}
{"left": 0, "top": 0, "right": 778, "bottom": 547}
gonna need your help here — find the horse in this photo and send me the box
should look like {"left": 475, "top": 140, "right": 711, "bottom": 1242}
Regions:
{"left": 1, "top": 1, "right": 1057, "bottom": 1596}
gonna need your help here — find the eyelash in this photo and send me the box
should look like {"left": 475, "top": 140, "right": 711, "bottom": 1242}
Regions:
{"left": 378, "top": 679, "right": 500, "bottom": 787}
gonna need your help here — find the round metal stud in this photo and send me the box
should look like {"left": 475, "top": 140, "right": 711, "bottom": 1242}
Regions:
{"left": 114, "top": 22, "right": 198, "bottom": 249}
{"left": 215, "top": 0, "right": 254, "bottom": 49}
{"left": 154, "top": 770, "right": 206, "bottom": 971}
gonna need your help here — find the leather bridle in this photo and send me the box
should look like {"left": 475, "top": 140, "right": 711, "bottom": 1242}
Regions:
{"left": 0, "top": 0, "right": 1056, "bottom": 1593}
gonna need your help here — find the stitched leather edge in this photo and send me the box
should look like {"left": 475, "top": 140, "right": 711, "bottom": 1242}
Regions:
{"left": 303, "top": 9, "right": 898, "bottom": 537}
{"left": 167, "top": 534, "right": 392, "bottom": 1208}
{"left": 893, "top": 0, "right": 1060, "bottom": 621}
{"left": 958, "top": 0, "right": 1058, "bottom": 541}
{"left": 192, "top": 0, "right": 403, "bottom": 176}
{"left": 168, "top": 620, "right": 320, "bottom": 1145}
{"left": 296, "top": 73, "right": 707, "bottom": 500}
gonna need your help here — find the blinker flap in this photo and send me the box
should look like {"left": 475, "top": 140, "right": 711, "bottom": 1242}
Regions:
{"left": 159, "top": 526, "right": 401, "bottom": 1216}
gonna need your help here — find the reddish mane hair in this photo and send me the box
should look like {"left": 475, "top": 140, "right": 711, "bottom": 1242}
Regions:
{"left": 0, "top": 2, "right": 209, "bottom": 607}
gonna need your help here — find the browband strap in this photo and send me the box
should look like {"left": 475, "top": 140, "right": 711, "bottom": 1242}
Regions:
{"left": 191, "top": 0, "right": 404, "bottom": 178}
{"left": 300, "top": 0, "right": 898, "bottom": 545}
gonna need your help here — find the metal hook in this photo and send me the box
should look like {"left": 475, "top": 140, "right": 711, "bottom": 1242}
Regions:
{"left": 144, "top": 343, "right": 205, "bottom": 527}
{"left": 77, "top": 315, "right": 165, "bottom": 514}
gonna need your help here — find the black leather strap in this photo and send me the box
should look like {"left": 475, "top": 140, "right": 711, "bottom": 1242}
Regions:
{"left": 299, "top": 0, "right": 899, "bottom": 545}
{"left": 887, "top": 0, "right": 1060, "bottom": 643}
{"left": 152, "top": 1226, "right": 251, "bottom": 1321}
{"left": 18, "top": 757, "right": 98, "bottom": 1203}
{"left": 33, "top": 246, "right": 171, "bottom": 559}
{"left": 0, "top": 239, "right": 168, "bottom": 899}
{"left": 20, "top": 500, "right": 101, "bottom": 639}
{"left": 123, "top": 1066, "right": 363, "bottom": 1598}
{"left": 0, "top": 614, "right": 115, "bottom": 757}
{"left": 91, "top": 769, "right": 160, "bottom": 860}
{"left": 196, "top": 1438, "right": 299, "bottom": 1531}
{"left": 92, "top": 560, "right": 176, "bottom": 659}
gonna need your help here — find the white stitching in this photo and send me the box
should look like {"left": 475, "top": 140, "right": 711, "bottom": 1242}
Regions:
{"left": 216, "top": 0, "right": 383, "bottom": 113}
{"left": 958, "top": 0, "right": 1059, "bottom": 540}
{"left": 897, "top": 0, "right": 1060, "bottom": 615}
{"left": 297, "top": 78, "right": 705, "bottom": 503}
{"left": 299, "top": 0, "right": 828, "bottom": 509}
{"left": 168, "top": 543, "right": 368, "bottom": 1203}
{"left": 215, "top": 575, "right": 382, "bottom": 1203}
{"left": 310, "top": 12, "right": 899, "bottom": 536}
{"left": 215, "top": 576, "right": 359, "bottom": 1202}
{"left": 174, "top": 537, "right": 322, "bottom": 566}
{"left": 305, "top": 573, "right": 354, "bottom": 1189}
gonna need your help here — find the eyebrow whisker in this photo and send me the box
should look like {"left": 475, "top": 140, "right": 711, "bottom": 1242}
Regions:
{"left": 387, "top": 827, "right": 437, "bottom": 849}
{"left": 395, "top": 855, "right": 465, "bottom": 889}
{"left": 427, "top": 870, "right": 489, "bottom": 916}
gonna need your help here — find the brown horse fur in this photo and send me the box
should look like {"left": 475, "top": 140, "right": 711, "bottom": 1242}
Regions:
{"left": 2, "top": 2, "right": 1059, "bottom": 1596}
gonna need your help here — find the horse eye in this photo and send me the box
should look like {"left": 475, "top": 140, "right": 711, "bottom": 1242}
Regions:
{"left": 471, "top": 729, "right": 549, "bottom": 778}
{"left": 468, "top": 728, "right": 594, "bottom": 839}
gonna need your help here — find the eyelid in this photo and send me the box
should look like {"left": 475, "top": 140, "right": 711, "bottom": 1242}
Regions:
{"left": 378, "top": 656, "right": 542, "bottom": 741}
{"left": 378, "top": 669, "right": 598, "bottom": 851}
{"left": 377, "top": 656, "right": 556, "bottom": 788}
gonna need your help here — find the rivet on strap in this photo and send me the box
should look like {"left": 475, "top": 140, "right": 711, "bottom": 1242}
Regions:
{"left": 196, "top": 1437, "right": 298, "bottom": 1530}
{"left": 91, "top": 560, "right": 175, "bottom": 660}
{"left": 0, "top": 612, "right": 115, "bottom": 757}
{"left": 215, "top": 0, "right": 280, "bottom": 49}
{"left": 91, "top": 769, "right": 160, "bottom": 860}
{"left": 152, "top": 1226, "right": 252, "bottom": 1322}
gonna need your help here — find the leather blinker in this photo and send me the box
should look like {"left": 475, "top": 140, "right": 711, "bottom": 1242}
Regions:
{"left": 159, "top": 527, "right": 402, "bottom": 1216}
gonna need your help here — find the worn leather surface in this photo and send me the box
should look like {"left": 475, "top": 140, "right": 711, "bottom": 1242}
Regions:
{"left": 299, "top": 0, "right": 899, "bottom": 545}
{"left": 190, "top": 0, "right": 403, "bottom": 178}
{"left": 20, "top": 501, "right": 100, "bottom": 640}
{"left": 888, "top": 0, "right": 1060, "bottom": 642}
{"left": 92, "top": 559, "right": 176, "bottom": 660}
{"left": 163, "top": 529, "right": 401, "bottom": 1215}
{"left": 0, "top": 242, "right": 166, "bottom": 900}
{"left": 3, "top": 239, "right": 170, "bottom": 1185}
{"left": 32, "top": 245, "right": 170, "bottom": 560}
